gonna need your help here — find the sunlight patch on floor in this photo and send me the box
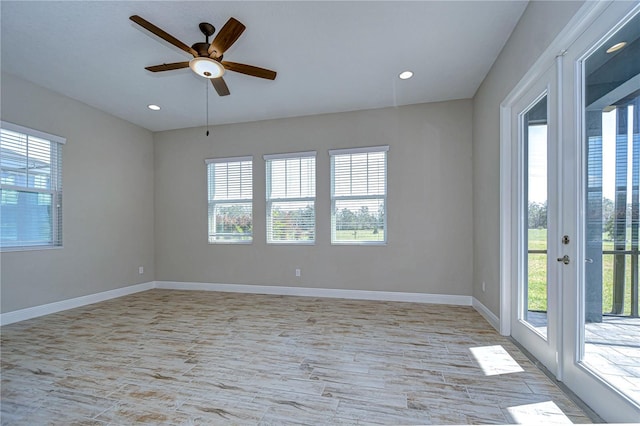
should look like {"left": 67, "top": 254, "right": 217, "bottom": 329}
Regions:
{"left": 506, "top": 401, "right": 573, "bottom": 424}
{"left": 469, "top": 345, "right": 524, "bottom": 376}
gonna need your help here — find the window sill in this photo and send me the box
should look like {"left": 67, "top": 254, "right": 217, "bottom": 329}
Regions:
{"left": 208, "top": 241, "right": 253, "bottom": 245}
{"left": 331, "top": 242, "right": 387, "bottom": 246}
{"left": 267, "top": 241, "right": 316, "bottom": 246}
{"left": 1, "top": 245, "right": 63, "bottom": 253}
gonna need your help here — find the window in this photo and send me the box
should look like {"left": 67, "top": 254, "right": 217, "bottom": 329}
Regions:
{"left": 265, "top": 151, "right": 316, "bottom": 243}
{"left": 206, "top": 156, "right": 253, "bottom": 243}
{"left": 0, "top": 122, "right": 65, "bottom": 250}
{"left": 330, "top": 146, "right": 388, "bottom": 244}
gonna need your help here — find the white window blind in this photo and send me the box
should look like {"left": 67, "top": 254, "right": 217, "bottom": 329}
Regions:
{"left": 206, "top": 156, "right": 253, "bottom": 243}
{"left": 330, "top": 146, "right": 388, "bottom": 244}
{"left": 265, "top": 152, "right": 316, "bottom": 243}
{"left": 0, "top": 122, "right": 65, "bottom": 249}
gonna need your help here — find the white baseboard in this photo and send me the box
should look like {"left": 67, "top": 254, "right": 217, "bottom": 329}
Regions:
{"left": 1, "top": 281, "right": 476, "bottom": 326}
{"left": 472, "top": 297, "right": 500, "bottom": 332}
{"left": 0, "top": 281, "right": 155, "bottom": 326}
{"left": 155, "top": 281, "right": 473, "bottom": 306}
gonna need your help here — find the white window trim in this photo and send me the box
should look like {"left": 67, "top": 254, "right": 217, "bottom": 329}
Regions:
{"left": 1, "top": 244, "right": 63, "bottom": 253}
{"left": 205, "top": 155, "right": 252, "bottom": 165}
{"left": 263, "top": 151, "right": 316, "bottom": 161}
{"left": 265, "top": 152, "right": 316, "bottom": 245}
{"left": 206, "top": 156, "right": 253, "bottom": 244}
{"left": 330, "top": 146, "right": 388, "bottom": 246}
{"left": 329, "top": 145, "right": 389, "bottom": 156}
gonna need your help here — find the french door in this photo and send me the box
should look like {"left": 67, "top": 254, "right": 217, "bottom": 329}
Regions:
{"left": 508, "top": 1, "right": 640, "bottom": 422}
{"left": 510, "top": 62, "right": 560, "bottom": 376}
{"left": 560, "top": 2, "right": 639, "bottom": 422}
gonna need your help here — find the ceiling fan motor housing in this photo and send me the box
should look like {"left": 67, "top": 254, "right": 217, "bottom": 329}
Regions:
{"left": 194, "top": 22, "right": 217, "bottom": 57}
{"left": 192, "top": 42, "right": 214, "bottom": 57}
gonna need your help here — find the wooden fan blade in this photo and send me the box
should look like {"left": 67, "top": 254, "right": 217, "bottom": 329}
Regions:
{"left": 221, "top": 61, "right": 277, "bottom": 80}
{"left": 211, "top": 77, "right": 230, "bottom": 96}
{"left": 208, "top": 17, "right": 246, "bottom": 58}
{"left": 130, "top": 15, "right": 198, "bottom": 57}
{"left": 145, "top": 62, "right": 190, "bottom": 72}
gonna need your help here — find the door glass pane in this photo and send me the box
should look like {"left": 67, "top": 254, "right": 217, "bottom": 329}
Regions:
{"left": 582, "top": 11, "right": 640, "bottom": 406}
{"left": 523, "top": 95, "right": 549, "bottom": 337}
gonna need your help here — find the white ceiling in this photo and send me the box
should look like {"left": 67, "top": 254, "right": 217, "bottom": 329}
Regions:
{"left": 1, "top": 1, "right": 528, "bottom": 132}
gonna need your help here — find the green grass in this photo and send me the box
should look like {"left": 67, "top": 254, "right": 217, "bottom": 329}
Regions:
{"left": 527, "top": 228, "right": 636, "bottom": 315}
{"left": 527, "top": 253, "right": 548, "bottom": 311}
{"left": 335, "top": 229, "right": 384, "bottom": 242}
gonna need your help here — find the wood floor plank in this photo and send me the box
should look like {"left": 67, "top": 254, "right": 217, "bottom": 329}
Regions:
{"left": 0, "top": 289, "right": 592, "bottom": 424}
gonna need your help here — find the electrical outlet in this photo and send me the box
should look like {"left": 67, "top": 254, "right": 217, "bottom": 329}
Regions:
{"left": 138, "top": 266, "right": 144, "bottom": 275}
{"left": 482, "top": 281, "right": 486, "bottom": 292}
{"left": 295, "top": 268, "right": 301, "bottom": 277}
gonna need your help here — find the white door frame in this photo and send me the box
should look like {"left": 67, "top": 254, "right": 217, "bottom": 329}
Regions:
{"left": 500, "top": 0, "right": 640, "bottom": 422}
{"left": 499, "top": 0, "right": 610, "bottom": 337}
{"left": 508, "top": 62, "right": 561, "bottom": 377}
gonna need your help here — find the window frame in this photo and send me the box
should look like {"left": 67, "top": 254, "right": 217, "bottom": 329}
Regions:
{"left": 205, "top": 155, "right": 254, "bottom": 244}
{"left": 0, "top": 121, "right": 65, "bottom": 251}
{"left": 330, "top": 145, "right": 388, "bottom": 245}
{"left": 264, "top": 151, "right": 317, "bottom": 245}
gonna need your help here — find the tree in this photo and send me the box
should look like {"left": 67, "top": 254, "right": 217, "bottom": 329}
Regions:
{"left": 357, "top": 206, "right": 373, "bottom": 230}
{"left": 602, "top": 198, "right": 615, "bottom": 225}
{"left": 528, "top": 201, "right": 547, "bottom": 229}
{"left": 337, "top": 208, "right": 357, "bottom": 231}
{"left": 377, "top": 202, "right": 385, "bottom": 228}
{"left": 216, "top": 205, "right": 252, "bottom": 234}
{"left": 604, "top": 199, "right": 632, "bottom": 242}
{"left": 270, "top": 205, "right": 315, "bottom": 240}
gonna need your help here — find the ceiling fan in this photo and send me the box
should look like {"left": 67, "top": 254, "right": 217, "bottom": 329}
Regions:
{"left": 130, "top": 15, "right": 277, "bottom": 96}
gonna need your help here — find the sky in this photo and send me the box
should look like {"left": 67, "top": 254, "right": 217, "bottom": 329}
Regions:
{"left": 527, "top": 105, "right": 636, "bottom": 205}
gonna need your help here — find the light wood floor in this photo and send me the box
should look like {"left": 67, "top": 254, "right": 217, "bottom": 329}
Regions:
{"left": 1, "top": 290, "right": 593, "bottom": 425}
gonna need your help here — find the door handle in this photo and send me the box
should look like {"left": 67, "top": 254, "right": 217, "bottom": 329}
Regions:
{"left": 557, "top": 255, "right": 570, "bottom": 265}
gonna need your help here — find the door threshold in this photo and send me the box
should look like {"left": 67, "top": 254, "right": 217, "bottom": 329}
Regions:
{"left": 509, "top": 336, "right": 604, "bottom": 423}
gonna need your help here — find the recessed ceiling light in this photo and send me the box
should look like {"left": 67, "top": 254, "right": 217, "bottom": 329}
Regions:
{"left": 606, "top": 41, "right": 627, "bottom": 54}
{"left": 148, "top": 104, "right": 161, "bottom": 111}
{"left": 399, "top": 71, "right": 414, "bottom": 80}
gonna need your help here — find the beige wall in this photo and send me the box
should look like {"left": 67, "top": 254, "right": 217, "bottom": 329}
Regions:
{"left": 0, "top": 73, "right": 155, "bottom": 313}
{"left": 154, "top": 101, "right": 473, "bottom": 295}
{"left": 6, "top": 0, "right": 581, "bottom": 314}
{"left": 471, "top": 1, "right": 584, "bottom": 315}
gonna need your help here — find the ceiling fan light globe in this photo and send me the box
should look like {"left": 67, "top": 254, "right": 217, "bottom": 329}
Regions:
{"left": 189, "top": 57, "right": 225, "bottom": 78}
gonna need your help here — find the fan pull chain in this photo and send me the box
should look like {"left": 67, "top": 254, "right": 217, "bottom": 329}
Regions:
{"left": 206, "top": 82, "right": 210, "bottom": 136}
